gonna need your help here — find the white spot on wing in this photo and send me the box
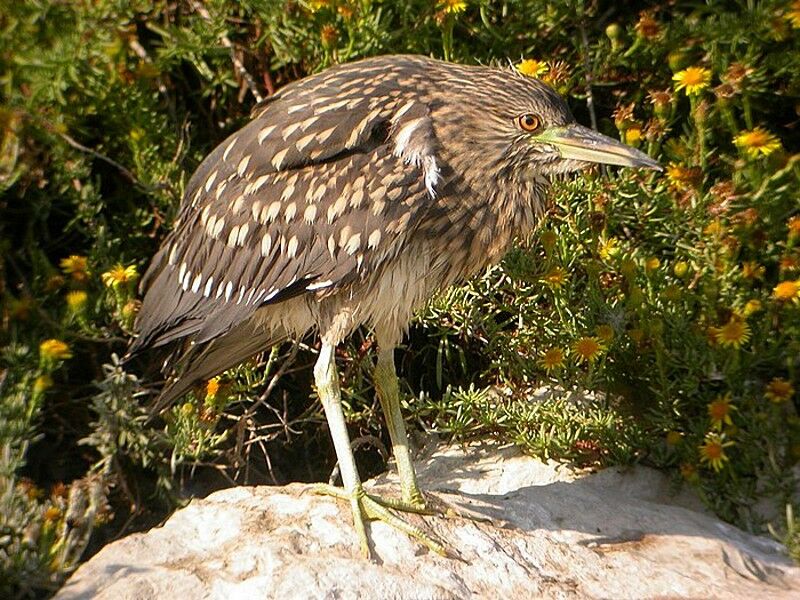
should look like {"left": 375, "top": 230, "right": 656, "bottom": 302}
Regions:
{"left": 203, "top": 276, "right": 214, "bottom": 297}
{"left": 204, "top": 170, "right": 218, "bottom": 192}
{"left": 272, "top": 148, "right": 289, "bottom": 170}
{"left": 222, "top": 137, "right": 238, "bottom": 160}
{"left": 191, "top": 273, "right": 202, "bottom": 293}
{"left": 307, "top": 280, "right": 334, "bottom": 291}
{"left": 224, "top": 281, "right": 233, "bottom": 302}
{"left": 257, "top": 125, "right": 277, "bottom": 144}
{"left": 237, "top": 155, "right": 251, "bottom": 177}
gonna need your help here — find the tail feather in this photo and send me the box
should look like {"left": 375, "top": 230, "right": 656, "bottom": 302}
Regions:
{"left": 149, "top": 319, "right": 286, "bottom": 415}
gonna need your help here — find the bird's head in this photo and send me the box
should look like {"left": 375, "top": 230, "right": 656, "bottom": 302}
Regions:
{"left": 437, "top": 65, "right": 661, "bottom": 179}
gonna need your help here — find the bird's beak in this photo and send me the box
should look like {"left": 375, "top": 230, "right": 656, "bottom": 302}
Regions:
{"left": 536, "top": 124, "right": 662, "bottom": 170}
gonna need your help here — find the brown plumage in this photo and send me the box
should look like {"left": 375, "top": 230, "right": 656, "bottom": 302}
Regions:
{"left": 131, "top": 54, "right": 658, "bottom": 557}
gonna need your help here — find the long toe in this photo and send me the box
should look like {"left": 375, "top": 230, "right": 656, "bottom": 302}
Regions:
{"left": 313, "top": 483, "right": 448, "bottom": 559}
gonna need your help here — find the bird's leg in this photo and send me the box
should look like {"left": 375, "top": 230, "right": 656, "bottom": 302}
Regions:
{"left": 313, "top": 341, "right": 445, "bottom": 558}
{"left": 373, "top": 346, "right": 425, "bottom": 508}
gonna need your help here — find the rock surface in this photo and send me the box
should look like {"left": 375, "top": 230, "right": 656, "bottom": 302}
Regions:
{"left": 57, "top": 443, "right": 800, "bottom": 599}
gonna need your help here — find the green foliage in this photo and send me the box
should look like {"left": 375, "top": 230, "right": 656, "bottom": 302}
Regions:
{"left": 1, "top": 0, "right": 799, "bottom": 595}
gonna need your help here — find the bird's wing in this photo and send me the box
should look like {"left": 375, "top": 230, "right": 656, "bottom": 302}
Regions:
{"left": 132, "top": 74, "right": 443, "bottom": 355}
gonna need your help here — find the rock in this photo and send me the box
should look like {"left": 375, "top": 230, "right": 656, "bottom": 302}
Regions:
{"left": 57, "top": 443, "right": 800, "bottom": 599}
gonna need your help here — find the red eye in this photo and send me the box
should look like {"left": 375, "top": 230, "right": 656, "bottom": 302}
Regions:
{"left": 518, "top": 113, "right": 542, "bottom": 132}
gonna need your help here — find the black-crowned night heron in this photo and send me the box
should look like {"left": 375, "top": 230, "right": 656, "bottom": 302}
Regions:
{"left": 131, "top": 55, "right": 659, "bottom": 558}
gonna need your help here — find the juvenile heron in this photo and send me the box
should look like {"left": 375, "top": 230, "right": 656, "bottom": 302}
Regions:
{"left": 131, "top": 55, "right": 659, "bottom": 557}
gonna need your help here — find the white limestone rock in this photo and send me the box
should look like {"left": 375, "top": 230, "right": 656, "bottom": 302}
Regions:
{"left": 56, "top": 443, "right": 800, "bottom": 599}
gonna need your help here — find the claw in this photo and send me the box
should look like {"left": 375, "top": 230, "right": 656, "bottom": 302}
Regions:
{"left": 313, "top": 483, "right": 447, "bottom": 558}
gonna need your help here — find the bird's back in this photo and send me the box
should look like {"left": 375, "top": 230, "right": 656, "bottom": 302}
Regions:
{"left": 132, "top": 55, "right": 543, "bottom": 406}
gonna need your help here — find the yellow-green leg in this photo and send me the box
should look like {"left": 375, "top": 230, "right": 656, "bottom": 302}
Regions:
{"left": 313, "top": 341, "right": 445, "bottom": 558}
{"left": 373, "top": 346, "right": 425, "bottom": 507}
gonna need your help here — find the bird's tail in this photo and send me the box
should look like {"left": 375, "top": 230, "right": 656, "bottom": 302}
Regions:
{"left": 147, "top": 319, "right": 287, "bottom": 416}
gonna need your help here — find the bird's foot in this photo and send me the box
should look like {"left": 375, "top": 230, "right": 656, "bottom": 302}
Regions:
{"left": 313, "top": 483, "right": 447, "bottom": 559}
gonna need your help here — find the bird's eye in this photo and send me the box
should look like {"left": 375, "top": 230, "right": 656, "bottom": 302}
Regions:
{"left": 518, "top": 113, "right": 542, "bottom": 132}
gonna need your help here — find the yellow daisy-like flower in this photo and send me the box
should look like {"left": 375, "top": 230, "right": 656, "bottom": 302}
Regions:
{"left": 598, "top": 237, "right": 621, "bottom": 261}
{"left": 734, "top": 128, "right": 781, "bottom": 159}
{"left": 742, "top": 299, "right": 762, "bottom": 316}
{"left": 40, "top": 339, "right": 72, "bottom": 361}
{"left": 704, "top": 220, "right": 724, "bottom": 237}
{"left": 707, "top": 393, "right": 735, "bottom": 430}
{"left": 66, "top": 290, "right": 88, "bottom": 312}
{"left": 773, "top": 280, "right": 800, "bottom": 302}
{"left": 440, "top": 0, "right": 467, "bottom": 14}
{"left": 672, "top": 66, "right": 711, "bottom": 96}
{"left": 101, "top": 264, "right": 139, "bottom": 289}
{"left": 785, "top": 0, "right": 800, "bottom": 28}
{"left": 572, "top": 336, "right": 605, "bottom": 364}
{"left": 538, "top": 347, "right": 565, "bottom": 372}
{"left": 624, "top": 126, "right": 643, "bottom": 145}
{"left": 205, "top": 377, "right": 221, "bottom": 398}
{"left": 60, "top": 255, "right": 89, "bottom": 283}
{"left": 788, "top": 216, "right": 800, "bottom": 238}
{"left": 712, "top": 316, "right": 751, "bottom": 349}
{"left": 517, "top": 58, "right": 548, "bottom": 78}
{"left": 33, "top": 375, "right": 53, "bottom": 394}
{"left": 542, "top": 266, "right": 568, "bottom": 289}
{"left": 765, "top": 378, "right": 795, "bottom": 404}
{"left": 644, "top": 257, "right": 660, "bottom": 273}
{"left": 741, "top": 261, "right": 765, "bottom": 280}
{"left": 595, "top": 324, "right": 614, "bottom": 343}
{"left": 699, "top": 433, "right": 733, "bottom": 472}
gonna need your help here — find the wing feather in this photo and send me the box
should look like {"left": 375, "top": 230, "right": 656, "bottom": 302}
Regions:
{"left": 133, "top": 65, "right": 442, "bottom": 362}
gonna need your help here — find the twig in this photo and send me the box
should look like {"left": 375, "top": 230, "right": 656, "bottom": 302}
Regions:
{"left": 190, "top": 1, "right": 263, "bottom": 103}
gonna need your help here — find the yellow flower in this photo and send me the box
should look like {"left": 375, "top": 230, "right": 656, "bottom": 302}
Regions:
{"left": 707, "top": 393, "right": 735, "bottom": 430}
{"left": 773, "top": 280, "right": 800, "bottom": 302}
{"left": 624, "top": 127, "right": 643, "bottom": 145}
{"left": 666, "top": 430, "right": 684, "bottom": 446}
{"left": 538, "top": 347, "right": 565, "bottom": 372}
{"left": 101, "top": 264, "right": 139, "bottom": 289}
{"left": 785, "top": 1, "right": 800, "bottom": 28}
{"left": 572, "top": 336, "right": 605, "bottom": 364}
{"left": 440, "top": 0, "right": 467, "bottom": 14}
{"left": 741, "top": 261, "right": 765, "bottom": 280}
{"left": 645, "top": 257, "right": 660, "bottom": 273}
{"left": 712, "top": 316, "right": 751, "bottom": 349}
{"left": 66, "top": 290, "right": 88, "bottom": 312}
{"left": 205, "top": 377, "right": 221, "bottom": 398}
{"left": 788, "top": 215, "right": 800, "bottom": 238}
{"left": 34, "top": 375, "right": 53, "bottom": 394}
{"left": 672, "top": 66, "right": 711, "bottom": 96}
{"left": 598, "top": 237, "right": 621, "bottom": 261}
{"left": 517, "top": 58, "right": 548, "bottom": 78}
{"left": 673, "top": 261, "right": 689, "bottom": 278}
{"left": 40, "top": 339, "right": 72, "bottom": 361}
{"left": 699, "top": 433, "right": 733, "bottom": 472}
{"left": 765, "top": 378, "right": 795, "bottom": 404}
{"left": 595, "top": 324, "right": 614, "bottom": 343}
{"left": 60, "top": 255, "right": 89, "bottom": 283}
{"left": 742, "top": 299, "right": 762, "bottom": 316}
{"left": 704, "top": 220, "right": 724, "bottom": 237}
{"left": 542, "top": 266, "right": 568, "bottom": 289}
{"left": 734, "top": 128, "right": 781, "bottom": 158}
